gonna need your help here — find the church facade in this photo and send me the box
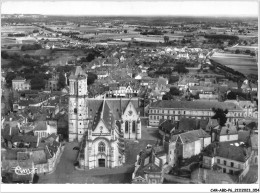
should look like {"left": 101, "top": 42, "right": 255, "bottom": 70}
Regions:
{"left": 68, "top": 66, "right": 142, "bottom": 169}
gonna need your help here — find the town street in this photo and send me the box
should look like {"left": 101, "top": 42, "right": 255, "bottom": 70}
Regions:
{"left": 38, "top": 142, "right": 134, "bottom": 184}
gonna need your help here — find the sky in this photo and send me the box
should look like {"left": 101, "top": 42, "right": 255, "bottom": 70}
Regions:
{"left": 1, "top": 0, "right": 259, "bottom": 17}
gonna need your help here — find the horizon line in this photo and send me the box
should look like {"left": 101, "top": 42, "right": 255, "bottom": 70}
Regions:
{"left": 2, "top": 13, "right": 258, "bottom": 18}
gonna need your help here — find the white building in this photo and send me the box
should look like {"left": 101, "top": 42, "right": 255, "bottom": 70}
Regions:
{"left": 69, "top": 66, "right": 142, "bottom": 169}
{"left": 12, "top": 77, "right": 31, "bottom": 91}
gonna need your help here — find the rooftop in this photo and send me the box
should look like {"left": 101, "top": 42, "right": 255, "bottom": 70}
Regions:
{"left": 203, "top": 141, "right": 251, "bottom": 162}
{"left": 150, "top": 100, "right": 243, "bottom": 111}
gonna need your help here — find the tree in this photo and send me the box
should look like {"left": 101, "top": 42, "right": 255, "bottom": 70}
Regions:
{"left": 164, "top": 36, "right": 169, "bottom": 44}
{"left": 57, "top": 72, "right": 66, "bottom": 90}
{"left": 86, "top": 53, "right": 95, "bottom": 62}
{"left": 169, "top": 87, "right": 180, "bottom": 96}
{"left": 32, "top": 29, "right": 39, "bottom": 33}
{"left": 162, "top": 92, "right": 174, "bottom": 100}
{"left": 173, "top": 63, "right": 189, "bottom": 74}
{"left": 211, "top": 108, "right": 228, "bottom": 126}
{"left": 124, "top": 29, "right": 127, "bottom": 33}
{"left": 5, "top": 72, "right": 16, "bottom": 88}
{"left": 250, "top": 52, "right": 256, "bottom": 56}
{"left": 24, "top": 54, "right": 30, "bottom": 59}
{"left": 245, "top": 50, "right": 251, "bottom": 54}
{"left": 227, "top": 91, "right": 237, "bottom": 100}
{"left": 31, "top": 74, "right": 46, "bottom": 90}
{"left": 169, "top": 75, "right": 179, "bottom": 84}
{"left": 235, "top": 49, "right": 240, "bottom": 54}
{"left": 87, "top": 72, "right": 97, "bottom": 85}
{"left": 1, "top": 51, "right": 9, "bottom": 59}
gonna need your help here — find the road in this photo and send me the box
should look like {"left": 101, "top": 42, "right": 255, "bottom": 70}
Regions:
{"left": 38, "top": 142, "right": 133, "bottom": 184}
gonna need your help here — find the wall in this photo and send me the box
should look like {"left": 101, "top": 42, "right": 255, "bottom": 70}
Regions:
{"left": 202, "top": 156, "right": 214, "bottom": 169}
{"left": 34, "top": 145, "right": 62, "bottom": 174}
{"left": 214, "top": 156, "right": 249, "bottom": 176}
{"left": 182, "top": 140, "right": 201, "bottom": 159}
{"left": 219, "top": 134, "right": 238, "bottom": 142}
{"left": 168, "top": 142, "right": 177, "bottom": 167}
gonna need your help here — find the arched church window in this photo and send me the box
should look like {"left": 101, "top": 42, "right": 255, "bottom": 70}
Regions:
{"left": 125, "top": 121, "right": 128, "bottom": 133}
{"left": 98, "top": 142, "right": 105, "bottom": 153}
{"left": 132, "top": 121, "right": 136, "bottom": 133}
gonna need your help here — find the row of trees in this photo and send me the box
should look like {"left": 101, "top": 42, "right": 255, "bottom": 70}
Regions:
{"left": 21, "top": 44, "right": 42, "bottom": 51}
{"left": 140, "top": 29, "right": 164, "bottom": 35}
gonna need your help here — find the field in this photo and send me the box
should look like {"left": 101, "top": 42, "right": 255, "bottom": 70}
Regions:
{"left": 46, "top": 24, "right": 184, "bottom": 43}
{"left": 1, "top": 38, "right": 17, "bottom": 45}
{"left": 1, "top": 25, "right": 40, "bottom": 35}
{"left": 211, "top": 52, "right": 258, "bottom": 75}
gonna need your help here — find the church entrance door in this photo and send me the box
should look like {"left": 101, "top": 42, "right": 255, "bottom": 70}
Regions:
{"left": 98, "top": 159, "right": 105, "bottom": 167}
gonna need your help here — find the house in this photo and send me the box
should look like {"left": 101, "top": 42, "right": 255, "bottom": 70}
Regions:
{"left": 96, "top": 71, "right": 109, "bottom": 79}
{"left": 202, "top": 141, "right": 251, "bottom": 182}
{"left": 148, "top": 100, "right": 244, "bottom": 126}
{"left": 11, "top": 135, "right": 39, "bottom": 148}
{"left": 158, "top": 120, "right": 175, "bottom": 140}
{"left": 211, "top": 123, "right": 238, "bottom": 143}
{"left": 155, "top": 76, "right": 169, "bottom": 91}
{"left": 225, "top": 100, "right": 257, "bottom": 119}
{"left": 34, "top": 121, "right": 57, "bottom": 139}
{"left": 12, "top": 77, "right": 31, "bottom": 91}
{"left": 45, "top": 74, "right": 59, "bottom": 91}
{"left": 168, "top": 129, "right": 211, "bottom": 167}
{"left": 132, "top": 145, "right": 166, "bottom": 184}
{"left": 2, "top": 140, "right": 62, "bottom": 175}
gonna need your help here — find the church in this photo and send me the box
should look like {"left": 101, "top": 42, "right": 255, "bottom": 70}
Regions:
{"left": 68, "top": 66, "right": 142, "bottom": 169}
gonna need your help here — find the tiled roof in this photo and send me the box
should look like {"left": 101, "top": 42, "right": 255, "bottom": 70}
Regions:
{"left": 171, "top": 129, "right": 210, "bottom": 143}
{"left": 87, "top": 98, "right": 139, "bottom": 121}
{"left": 31, "top": 149, "right": 47, "bottom": 164}
{"left": 12, "top": 135, "right": 38, "bottom": 143}
{"left": 238, "top": 130, "right": 250, "bottom": 142}
{"left": 150, "top": 100, "right": 243, "bottom": 111}
{"left": 1, "top": 125, "right": 20, "bottom": 140}
{"left": 4, "top": 148, "right": 27, "bottom": 160}
{"left": 135, "top": 147, "right": 163, "bottom": 178}
{"left": 159, "top": 120, "right": 175, "bottom": 133}
{"left": 219, "top": 123, "right": 238, "bottom": 136}
{"left": 206, "top": 118, "right": 219, "bottom": 132}
{"left": 34, "top": 121, "right": 47, "bottom": 131}
{"left": 177, "top": 118, "right": 201, "bottom": 132}
{"left": 12, "top": 76, "right": 25, "bottom": 81}
{"left": 203, "top": 141, "right": 251, "bottom": 162}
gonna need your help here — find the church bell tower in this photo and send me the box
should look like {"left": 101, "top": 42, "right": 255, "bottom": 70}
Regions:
{"left": 68, "top": 66, "right": 88, "bottom": 142}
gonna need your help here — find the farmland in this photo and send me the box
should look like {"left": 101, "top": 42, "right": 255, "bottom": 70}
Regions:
{"left": 211, "top": 52, "right": 258, "bottom": 75}
{"left": 1, "top": 25, "right": 40, "bottom": 35}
